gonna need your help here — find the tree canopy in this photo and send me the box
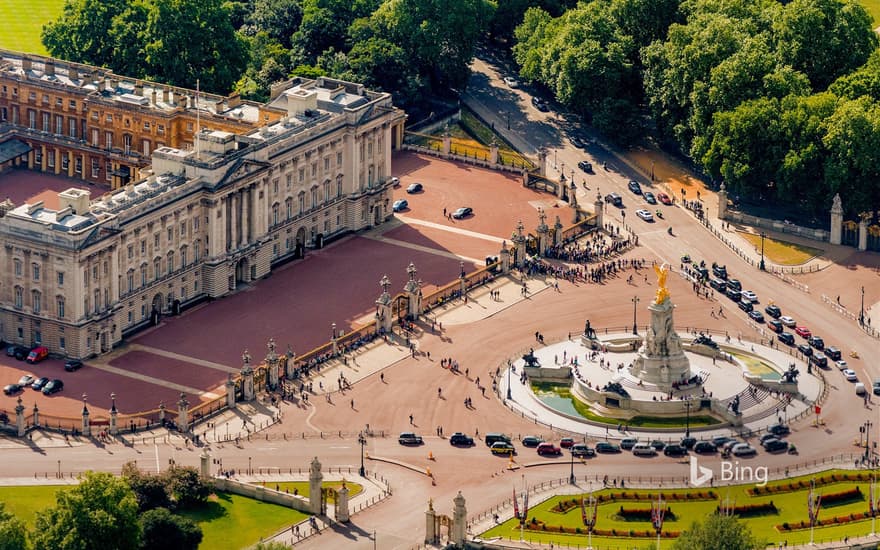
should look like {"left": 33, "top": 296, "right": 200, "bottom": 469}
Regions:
{"left": 0, "top": 502, "right": 28, "bottom": 550}
{"left": 139, "top": 508, "right": 202, "bottom": 550}
{"left": 672, "top": 513, "right": 761, "bottom": 550}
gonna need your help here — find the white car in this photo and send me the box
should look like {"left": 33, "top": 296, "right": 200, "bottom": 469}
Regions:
{"left": 835, "top": 360, "right": 848, "bottom": 370}
{"left": 741, "top": 290, "right": 758, "bottom": 303}
{"left": 392, "top": 199, "right": 408, "bottom": 212}
{"left": 503, "top": 76, "right": 519, "bottom": 88}
{"left": 843, "top": 369, "right": 858, "bottom": 382}
{"left": 635, "top": 209, "right": 654, "bottom": 222}
{"left": 731, "top": 443, "right": 757, "bottom": 457}
{"left": 780, "top": 316, "right": 796, "bottom": 327}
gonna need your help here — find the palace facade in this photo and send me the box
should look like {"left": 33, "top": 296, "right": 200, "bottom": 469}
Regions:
{"left": 0, "top": 50, "right": 407, "bottom": 358}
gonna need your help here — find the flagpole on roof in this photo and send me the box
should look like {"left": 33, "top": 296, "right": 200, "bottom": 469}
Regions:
{"left": 195, "top": 79, "right": 200, "bottom": 159}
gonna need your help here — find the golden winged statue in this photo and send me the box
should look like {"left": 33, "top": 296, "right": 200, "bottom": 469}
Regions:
{"left": 654, "top": 263, "right": 670, "bottom": 304}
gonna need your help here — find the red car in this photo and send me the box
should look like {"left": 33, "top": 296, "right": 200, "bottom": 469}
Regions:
{"left": 537, "top": 442, "right": 562, "bottom": 456}
{"left": 560, "top": 437, "right": 575, "bottom": 449}
{"left": 795, "top": 326, "right": 812, "bottom": 339}
{"left": 657, "top": 192, "right": 672, "bottom": 205}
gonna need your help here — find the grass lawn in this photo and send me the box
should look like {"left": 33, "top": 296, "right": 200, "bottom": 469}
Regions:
{"left": 0, "top": 485, "right": 63, "bottom": 527}
{"left": 180, "top": 492, "right": 309, "bottom": 549}
{"left": 0, "top": 0, "right": 65, "bottom": 55}
{"left": 249, "top": 480, "right": 363, "bottom": 501}
{"left": 860, "top": 0, "right": 880, "bottom": 25}
{"left": 738, "top": 232, "right": 823, "bottom": 266}
{"left": 531, "top": 382, "right": 722, "bottom": 428}
{"left": 481, "top": 469, "right": 880, "bottom": 548}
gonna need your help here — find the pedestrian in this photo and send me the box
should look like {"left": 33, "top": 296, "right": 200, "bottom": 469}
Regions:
{"left": 409, "top": 414, "right": 414, "bottom": 425}
{"left": 443, "top": 207, "right": 447, "bottom": 217}
{"left": 380, "top": 372, "right": 384, "bottom": 383}
{"left": 351, "top": 399, "right": 354, "bottom": 409}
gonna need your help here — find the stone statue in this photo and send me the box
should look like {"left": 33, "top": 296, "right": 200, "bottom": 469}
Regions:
{"left": 267, "top": 338, "right": 276, "bottom": 354}
{"left": 653, "top": 263, "right": 670, "bottom": 304}
{"left": 242, "top": 349, "right": 251, "bottom": 365}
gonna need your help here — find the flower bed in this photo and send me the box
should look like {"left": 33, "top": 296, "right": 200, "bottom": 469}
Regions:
{"left": 521, "top": 518, "right": 680, "bottom": 538}
{"left": 749, "top": 473, "right": 875, "bottom": 495}
{"left": 550, "top": 491, "right": 716, "bottom": 513}
{"left": 715, "top": 501, "right": 777, "bottom": 517}
{"left": 777, "top": 511, "right": 871, "bottom": 531}
{"left": 615, "top": 506, "right": 678, "bottom": 522}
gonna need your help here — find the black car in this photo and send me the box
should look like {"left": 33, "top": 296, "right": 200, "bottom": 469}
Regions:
{"left": 64, "top": 360, "right": 84, "bottom": 372}
{"left": 709, "top": 278, "right": 727, "bottom": 292}
{"left": 6, "top": 345, "right": 28, "bottom": 361}
{"left": 726, "top": 288, "right": 741, "bottom": 301}
{"left": 693, "top": 334, "right": 718, "bottom": 349}
{"left": 604, "top": 193, "right": 623, "bottom": 207}
{"left": 398, "top": 432, "right": 424, "bottom": 445}
{"left": 31, "top": 377, "right": 50, "bottom": 391}
{"left": 726, "top": 279, "right": 742, "bottom": 292}
{"left": 738, "top": 299, "right": 753, "bottom": 313}
{"left": 825, "top": 347, "right": 842, "bottom": 361}
{"left": 764, "top": 305, "right": 782, "bottom": 318}
{"left": 779, "top": 332, "right": 795, "bottom": 346}
{"left": 627, "top": 180, "right": 642, "bottom": 194}
{"left": 694, "top": 441, "right": 717, "bottom": 454}
{"left": 763, "top": 438, "right": 789, "bottom": 453}
{"left": 768, "top": 423, "right": 791, "bottom": 436}
{"left": 680, "top": 437, "right": 697, "bottom": 449}
{"left": 451, "top": 207, "right": 473, "bottom": 219}
{"left": 578, "top": 160, "right": 592, "bottom": 173}
{"left": 650, "top": 440, "right": 666, "bottom": 451}
{"left": 768, "top": 319, "right": 783, "bottom": 333}
{"left": 2, "top": 383, "right": 22, "bottom": 396}
{"left": 531, "top": 97, "right": 549, "bottom": 111}
{"left": 595, "top": 442, "right": 621, "bottom": 453}
{"left": 449, "top": 432, "right": 474, "bottom": 446}
{"left": 748, "top": 310, "right": 765, "bottom": 323}
{"left": 797, "top": 343, "right": 813, "bottom": 357}
{"left": 41, "top": 379, "right": 64, "bottom": 395}
{"left": 663, "top": 444, "right": 687, "bottom": 457}
{"left": 809, "top": 336, "right": 825, "bottom": 350}
{"left": 712, "top": 264, "right": 728, "bottom": 279}
{"left": 521, "top": 436, "right": 543, "bottom": 448}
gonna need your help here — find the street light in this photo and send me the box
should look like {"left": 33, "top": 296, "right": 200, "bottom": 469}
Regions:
{"left": 866, "top": 421, "right": 874, "bottom": 462}
{"left": 507, "top": 112, "right": 510, "bottom": 131}
{"left": 569, "top": 446, "right": 576, "bottom": 485}
{"left": 684, "top": 399, "right": 692, "bottom": 438}
{"left": 860, "top": 285, "right": 866, "bottom": 326}
{"left": 759, "top": 232, "right": 766, "bottom": 271}
{"left": 507, "top": 362, "right": 512, "bottom": 400}
{"left": 631, "top": 296, "right": 640, "bottom": 335}
{"left": 358, "top": 431, "right": 367, "bottom": 476}
{"left": 248, "top": 456, "right": 252, "bottom": 475}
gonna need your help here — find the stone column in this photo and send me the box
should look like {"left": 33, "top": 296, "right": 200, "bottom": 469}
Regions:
{"left": 331, "top": 324, "right": 339, "bottom": 356}
{"left": 425, "top": 499, "right": 438, "bottom": 544}
{"left": 32, "top": 403, "right": 39, "bottom": 429}
{"left": 109, "top": 393, "right": 118, "bottom": 435}
{"left": 442, "top": 127, "right": 451, "bottom": 155}
{"left": 266, "top": 338, "right": 279, "bottom": 390}
{"left": 859, "top": 217, "right": 868, "bottom": 251}
{"left": 336, "top": 482, "right": 350, "bottom": 522}
{"left": 309, "top": 457, "right": 323, "bottom": 514}
{"left": 593, "top": 192, "right": 604, "bottom": 229}
{"left": 225, "top": 375, "right": 236, "bottom": 409}
{"left": 158, "top": 401, "right": 166, "bottom": 424}
{"left": 717, "top": 183, "right": 728, "bottom": 220}
{"left": 404, "top": 263, "right": 423, "bottom": 318}
{"left": 284, "top": 346, "right": 296, "bottom": 379}
{"left": 512, "top": 221, "right": 526, "bottom": 268}
{"left": 459, "top": 261, "right": 467, "bottom": 297}
{"left": 569, "top": 181, "right": 579, "bottom": 223}
{"left": 230, "top": 193, "right": 238, "bottom": 250}
{"left": 375, "top": 275, "right": 393, "bottom": 334}
{"left": 554, "top": 216, "right": 564, "bottom": 246}
{"left": 499, "top": 241, "right": 510, "bottom": 274}
{"left": 241, "top": 350, "right": 255, "bottom": 402}
{"left": 451, "top": 491, "right": 467, "bottom": 545}
{"left": 537, "top": 149, "right": 547, "bottom": 177}
{"left": 489, "top": 140, "right": 499, "bottom": 165}
{"left": 15, "top": 397, "right": 25, "bottom": 437}
{"left": 177, "top": 393, "right": 189, "bottom": 433}
{"left": 829, "top": 193, "right": 843, "bottom": 245}
{"left": 535, "top": 208, "right": 549, "bottom": 256}
{"left": 81, "top": 394, "right": 91, "bottom": 437}
{"left": 200, "top": 450, "right": 211, "bottom": 479}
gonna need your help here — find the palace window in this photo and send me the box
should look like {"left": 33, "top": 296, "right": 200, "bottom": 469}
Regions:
{"left": 105, "top": 131, "right": 113, "bottom": 149}
{"left": 337, "top": 152, "right": 342, "bottom": 166}
{"left": 28, "top": 110, "right": 35, "bottom": 129}
{"left": 14, "top": 287, "right": 23, "bottom": 309}
{"left": 74, "top": 156, "right": 82, "bottom": 174}
{"left": 61, "top": 154, "right": 69, "bottom": 171}
{"left": 92, "top": 158, "right": 100, "bottom": 178}
{"left": 286, "top": 198, "right": 292, "bottom": 220}
{"left": 69, "top": 118, "right": 77, "bottom": 138}
{"left": 32, "top": 291, "right": 42, "bottom": 313}
{"left": 323, "top": 182, "right": 330, "bottom": 204}
{"left": 57, "top": 271, "right": 64, "bottom": 285}
{"left": 55, "top": 115, "right": 63, "bottom": 135}
{"left": 56, "top": 297, "right": 65, "bottom": 318}
{"left": 47, "top": 150, "right": 55, "bottom": 168}
{"left": 42, "top": 112, "right": 50, "bottom": 132}
{"left": 298, "top": 193, "right": 304, "bottom": 214}
{"left": 272, "top": 204, "right": 279, "bottom": 226}
{"left": 127, "top": 271, "right": 134, "bottom": 292}
{"left": 14, "top": 259, "right": 21, "bottom": 277}
{"left": 180, "top": 247, "right": 187, "bottom": 267}
{"left": 94, "top": 289, "right": 100, "bottom": 313}
{"left": 310, "top": 187, "right": 318, "bottom": 209}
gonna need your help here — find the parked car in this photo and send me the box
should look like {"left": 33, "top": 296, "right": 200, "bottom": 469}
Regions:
{"left": 490, "top": 441, "right": 516, "bottom": 455}
{"left": 635, "top": 209, "right": 654, "bottom": 222}
{"left": 835, "top": 359, "right": 848, "bottom": 370}
{"left": 694, "top": 441, "right": 717, "bottom": 454}
{"left": 778, "top": 332, "right": 795, "bottom": 346}
{"left": 627, "top": 181, "right": 642, "bottom": 194}
{"left": 571, "top": 444, "right": 595, "bottom": 458}
{"left": 521, "top": 436, "right": 543, "bottom": 448}
{"left": 3, "top": 383, "right": 23, "bottom": 395}
{"left": 42, "top": 379, "right": 64, "bottom": 395}
{"left": 709, "top": 278, "right": 727, "bottom": 292}
{"left": 485, "top": 433, "right": 512, "bottom": 446}
{"left": 809, "top": 353, "right": 828, "bottom": 369}
{"left": 843, "top": 369, "right": 859, "bottom": 382}
{"left": 6, "top": 345, "right": 28, "bottom": 360}
{"left": 731, "top": 443, "right": 757, "bottom": 457}
{"left": 795, "top": 326, "right": 812, "bottom": 338}
{"left": 31, "top": 377, "right": 50, "bottom": 391}
{"left": 765, "top": 305, "right": 782, "bottom": 318}
{"left": 17, "top": 375, "right": 34, "bottom": 387}
{"left": 748, "top": 310, "right": 765, "bottom": 323}
{"left": 531, "top": 97, "right": 549, "bottom": 111}
{"left": 768, "top": 319, "right": 783, "bottom": 333}
{"left": 664, "top": 444, "right": 687, "bottom": 457}
{"left": 406, "top": 183, "right": 423, "bottom": 194}
{"left": 64, "top": 360, "right": 84, "bottom": 372}
{"left": 389, "top": 176, "right": 400, "bottom": 187}
{"left": 726, "top": 279, "right": 742, "bottom": 292}
{"left": 560, "top": 437, "right": 575, "bottom": 449}
{"left": 825, "top": 347, "right": 842, "bottom": 361}
{"left": 398, "top": 432, "right": 424, "bottom": 445}
{"left": 657, "top": 192, "right": 672, "bottom": 205}
{"left": 738, "top": 299, "right": 753, "bottom": 313}
{"left": 450, "top": 433, "right": 474, "bottom": 446}
{"left": 595, "top": 442, "right": 621, "bottom": 453}
{"left": 503, "top": 76, "right": 519, "bottom": 88}
{"left": 768, "top": 424, "right": 790, "bottom": 436}
{"left": 740, "top": 290, "right": 758, "bottom": 303}
{"left": 780, "top": 316, "right": 796, "bottom": 327}
{"left": 644, "top": 191, "right": 657, "bottom": 204}
{"left": 392, "top": 199, "right": 408, "bottom": 212}
{"left": 726, "top": 288, "right": 741, "bottom": 302}
{"left": 650, "top": 440, "right": 667, "bottom": 451}
{"left": 856, "top": 382, "right": 867, "bottom": 396}
{"left": 760, "top": 433, "right": 781, "bottom": 444}
{"left": 680, "top": 437, "right": 697, "bottom": 450}
{"left": 808, "top": 336, "right": 825, "bottom": 350}
{"left": 571, "top": 136, "right": 586, "bottom": 149}
{"left": 632, "top": 443, "right": 657, "bottom": 457}
{"left": 620, "top": 438, "right": 638, "bottom": 450}
{"left": 873, "top": 378, "right": 880, "bottom": 396}
{"left": 711, "top": 436, "right": 735, "bottom": 447}
{"left": 537, "top": 442, "right": 563, "bottom": 456}
{"left": 604, "top": 193, "right": 623, "bottom": 207}
{"left": 712, "top": 264, "right": 728, "bottom": 279}
{"left": 26, "top": 346, "right": 49, "bottom": 364}
{"left": 797, "top": 343, "right": 813, "bottom": 356}
{"left": 578, "top": 160, "right": 592, "bottom": 173}
{"left": 763, "top": 439, "right": 789, "bottom": 453}
{"left": 451, "top": 207, "right": 473, "bottom": 219}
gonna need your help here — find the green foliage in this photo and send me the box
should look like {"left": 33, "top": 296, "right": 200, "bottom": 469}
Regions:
{"left": 163, "top": 466, "right": 210, "bottom": 509}
{"left": 121, "top": 462, "right": 171, "bottom": 513}
{"left": 139, "top": 508, "right": 202, "bottom": 550}
{"left": 31, "top": 471, "right": 141, "bottom": 550}
{"left": 41, "top": 0, "right": 128, "bottom": 67}
{"left": 672, "top": 514, "right": 761, "bottom": 550}
{"left": 253, "top": 543, "right": 291, "bottom": 550}
{"left": 0, "top": 502, "right": 29, "bottom": 550}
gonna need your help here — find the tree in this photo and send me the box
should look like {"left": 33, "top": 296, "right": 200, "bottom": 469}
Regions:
{"left": 0, "top": 502, "right": 28, "bottom": 550}
{"left": 163, "top": 466, "right": 210, "bottom": 509}
{"left": 32, "top": 471, "right": 141, "bottom": 550}
{"left": 121, "top": 462, "right": 171, "bottom": 512}
{"left": 821, "top": 96, "right": 880, "bottom": 215}
{"left": 672, "top": 513, "right": 761, "bottom": 550}
{"left": 247, "top": 0, "right": 302, "bottom": 48}
{"left": 139, "top": 508, "right": 202, "bottom": 550}
{"left": 41, "top": 0, "right": 128, "bottom": 68}
{"left": 253, "top": 542, "right": 290, "bottom": 550}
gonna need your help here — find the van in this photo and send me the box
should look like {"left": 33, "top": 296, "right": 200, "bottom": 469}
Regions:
{"left": 485, "top": 433, "right": 511, "bottom": 447}
{"left": 632, "top": 443, "right": 656, "bottom": 457}
{"left": 709, "top": 278, "right": 727, "bottom": 292}
{"left": 26, "top": 346, "right": 48, "bottom": 364}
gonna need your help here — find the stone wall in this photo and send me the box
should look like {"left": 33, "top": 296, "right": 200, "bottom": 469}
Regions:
{"left": 725, "top": 211, "right": 828, "bottom": 242}
{"left": 212, "top": 477, "right": 312, "bottom": 513}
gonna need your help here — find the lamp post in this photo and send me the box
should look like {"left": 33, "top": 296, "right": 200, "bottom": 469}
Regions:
{"left": 507, "top": 112, "right": 510, "bottom": 131}
{"left": 759, "top": 231, "right": 766, "bottom": 271}
{"left": 685, "top": 398, "right": 692, "bottom": 438}
{"left": 631, "top": 296, "right": 640, "bottom": 335}
{"left": 569, "top": 446, "right": 576, "bottom": 485}
{"left": 866, "top": 421, "right": 874, "bottom": 462}
{"left": 554, "top": 149, "right": 557, "bottom": 169}
{"left": 248, "top": 456, "right": 252, "bottom": 475}
{"left": 861, "top": 285, "right": 866, "bottom": 326}
{"left": 358, "top": 431, "right": 367, "bottom": 476}
{"left": 507, "top": 361, "right": 512, "bottom": 400}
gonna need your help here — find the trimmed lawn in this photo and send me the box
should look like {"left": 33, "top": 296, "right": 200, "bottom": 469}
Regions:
{"left": 180, "top": 492, "right": 309, "bottom": 549}
{"left": 739, "top": 232, "right": 823, "bottom": 266}
{"left": 481, "top": 469, "right": 880, "bottom": 548}
{"left": 0, "top": 0, "right": 65, "bottom": 55}
{"left": 249, "top": 480, "right": 363, "bottom": 501}
{"left": 0, "top": 485, "right": 63, "bottom": 527}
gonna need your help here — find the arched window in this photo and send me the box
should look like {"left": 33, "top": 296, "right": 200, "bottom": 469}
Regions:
{"left": 286, "top": 198, "right": 292, "bottom": 220}
{"left": 32, "top": 290, "right": 41, "bottom": 313}
{"left": 323, "top": 181, "right": 330, "bottom": 204}
{"left": 56, "top": 296, "right": 65, "bottom": 318}
{"left": 310, "top": 186, "right": 318, "bottom": 209}
{"left": 298, "top": 192, "right": 305, "bottom": 214}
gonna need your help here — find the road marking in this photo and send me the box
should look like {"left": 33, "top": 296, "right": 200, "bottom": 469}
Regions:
{"left": 363, "top": 233, "right": 484, "bottom": 264}
{"left": 392, "top": 215, "right": 507, "bottom": 243}
{"left": 83, "top": 360, "right": 222, "bottom": 398}
{"left": 154, "top": 444, "right": 160, "bottom": 473}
